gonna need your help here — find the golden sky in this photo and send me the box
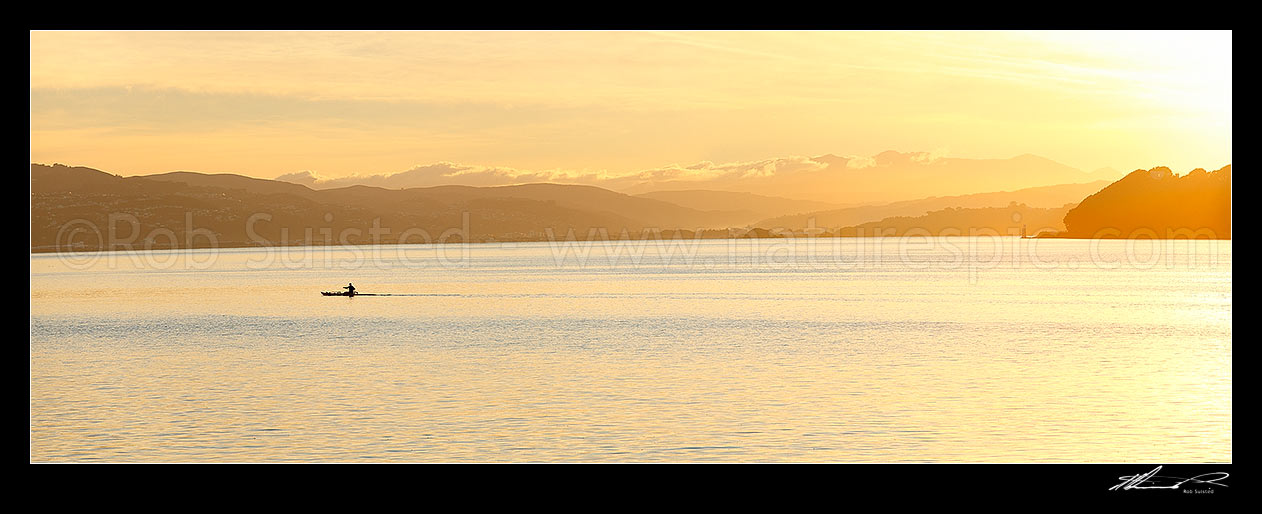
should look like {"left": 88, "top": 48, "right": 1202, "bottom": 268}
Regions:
{"left": 30, "top": 30, "right": 1231, "bottom": 182}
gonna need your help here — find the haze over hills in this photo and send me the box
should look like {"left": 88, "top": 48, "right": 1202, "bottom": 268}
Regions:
{"left": 30, "top": 157, "right": 1228, "bottom": 252}
{"left": 757, "top": 181, "right": 1113, "bottom": 230}
{"left": 274, "top": 151, "right": 1123, "bottom": 205}
{"left": 833, "top": 203, "right": 1076, "bottom": 237}
{"left": 632, "top": 190, "right": 842, "bottom": 227}
{"left": 616, "top": 152, "right": 1122, "bottom": 205}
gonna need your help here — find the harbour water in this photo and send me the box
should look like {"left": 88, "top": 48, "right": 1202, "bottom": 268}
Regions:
{"left": 30, "top": 237, "right": 1232, "bottom": 462}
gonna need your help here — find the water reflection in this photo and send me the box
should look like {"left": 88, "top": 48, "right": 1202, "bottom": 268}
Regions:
{"left": 30, "top": 238, "right": 1231, "bottom": 462}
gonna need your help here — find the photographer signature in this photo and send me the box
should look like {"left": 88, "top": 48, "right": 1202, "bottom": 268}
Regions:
{"left": 1110, "top": 466, "right": 1229, "bottom": 491}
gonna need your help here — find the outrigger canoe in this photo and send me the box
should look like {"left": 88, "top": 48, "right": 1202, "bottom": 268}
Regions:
{"left": 321, "top": 291, "right": 358, "bottom": 296}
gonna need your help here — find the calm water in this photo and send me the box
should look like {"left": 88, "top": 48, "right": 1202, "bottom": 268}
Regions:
{"left": 30, "top": 237, "right": 1232, "bottom": 462}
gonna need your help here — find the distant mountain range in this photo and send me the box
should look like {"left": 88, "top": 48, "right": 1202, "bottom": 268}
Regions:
{"left": 274, "top": 151, "right": 1123, "bottom": 205}
{"left": 755, "top": 181, "right": 1111, "bottom": 230}
{"left": 618, "top": 152, "right": 1122, "bottom": 205}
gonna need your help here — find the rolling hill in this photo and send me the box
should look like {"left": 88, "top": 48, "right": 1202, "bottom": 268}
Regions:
{"left": 31, "top": 164, "right": 743, "bottom": 252}
{"left": 1058, "top": 165, "right": 1231, "bottom": 239}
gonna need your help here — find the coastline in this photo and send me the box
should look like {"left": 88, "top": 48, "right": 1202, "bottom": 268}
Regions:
{"left": 29, "top": 232, "right": 1232, "bottom": 255}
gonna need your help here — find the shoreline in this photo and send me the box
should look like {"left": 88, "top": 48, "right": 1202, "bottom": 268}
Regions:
{"left": 30, "top": 233, "right": 1232, "bottom": 255}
